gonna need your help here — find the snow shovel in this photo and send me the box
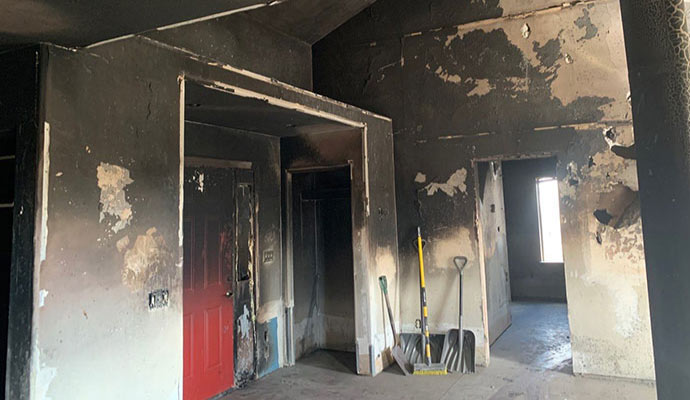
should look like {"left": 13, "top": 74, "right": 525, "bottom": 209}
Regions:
{"left": 412, "top": 227, "right": 447, "bottom": 375}
{"left": 378, "top": 275, "right": 411, "bottom": 375}
{"left": 440, "top": 256, "right": 467, "bottom": 372}
{"left": 454, "top": 256, "right": 475, "bottom": 373}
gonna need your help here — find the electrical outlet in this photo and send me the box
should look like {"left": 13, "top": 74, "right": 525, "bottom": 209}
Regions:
{"left": 149, "top": 289, "right": 169, "bottom": 310}
{"left": 263, "top": 250, "right": 274, "bottom": 264}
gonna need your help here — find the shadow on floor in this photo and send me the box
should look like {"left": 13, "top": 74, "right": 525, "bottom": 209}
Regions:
{"left": 223, "top": 302, "right": 656, "bottom": 399}
{"left": 491, "top": 301, "right": 573, "bottom": 374}
{"left": 298, "top": 350, "right": 357, "bottom": 374}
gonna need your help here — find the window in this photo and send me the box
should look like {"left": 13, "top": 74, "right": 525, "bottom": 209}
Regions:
{"left": 536, "top": 177, "right": 564, "bottom": 263}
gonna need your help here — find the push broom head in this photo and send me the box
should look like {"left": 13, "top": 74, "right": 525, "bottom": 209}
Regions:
{"left": 412, "top": 363, "right": 447, "bottom": 375}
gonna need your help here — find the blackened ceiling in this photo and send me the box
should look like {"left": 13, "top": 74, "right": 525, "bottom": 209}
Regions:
{"left": 0, "top": 0, "right": 275, "bottom": 47}
{"left": 0, "top": 0, "right": 379, "bottom": 48}
{"left": 185, "top": 82, "right": 351, "bottom": 136}
{"left": 246, "top": 0, "right": 377, "bottom": 44}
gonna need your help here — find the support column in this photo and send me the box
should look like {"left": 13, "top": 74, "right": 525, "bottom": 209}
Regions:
{"left": 619, "top": 1, "right": 690, "bottom": 398}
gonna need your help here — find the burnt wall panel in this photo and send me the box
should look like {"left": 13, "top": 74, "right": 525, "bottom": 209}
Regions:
{"left": 281, "top": 124, "right": 399, "bottom": 375}
{"left": 144, "top": 13, "right": 312, "bottom": 90}
{"left": 38, "top": 45, "right": 183, "bottom": 399}
{"left": 476, "top": 162, "right": 511, "bottom": 344}
{"left": 503, "top": 157, "right": 567, "bottom": 302}
{"left": 314, "top": 0, "right": 655, "bottom": 379}
{"left": 289, "top": 168, "right": 355, "bottom": 359}
{"left": 1, "top": 46, "right": 40, "bottom": 400}
{"left": 31, "top": 29, "right": 396, "bottom": 396}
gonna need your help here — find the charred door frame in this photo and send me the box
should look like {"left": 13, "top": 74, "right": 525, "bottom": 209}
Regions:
{"left": 283, "top": 163, "right": 358, "bottom": 368}
{"left": 180, "top": 74, "right": 381, "bottom": 377}
{"left": 470, "top": 152, "right": 573, "bottom": 367}
{"left": 182, "top": 157, "right": 258, "bottom": 392}
{"left": 181, "top": 76, "right": 261, "bottom": 392}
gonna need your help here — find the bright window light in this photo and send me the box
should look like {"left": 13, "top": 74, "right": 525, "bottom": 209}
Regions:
{"left": 536, "top": 177, "right": 564, "bottom": 263}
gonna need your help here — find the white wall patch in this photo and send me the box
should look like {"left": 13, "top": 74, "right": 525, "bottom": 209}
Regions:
{"left": 96, "top": 162, "right": 134, "bottom": 233}
{"left": 424, "top": 168, "right": 468, "bottom": 197}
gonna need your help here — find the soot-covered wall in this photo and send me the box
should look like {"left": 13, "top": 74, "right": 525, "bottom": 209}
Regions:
{"left": 1, "top": 47, "right": 40, "bottom": 400}
{"left": 282, "top": 126, "right": 399, "bottom": 375}
{"left": 30, "top": 12, "right": 396, "bottom": 396}
{"left": 290, "top": 168, "right": 354, "bottom": 360}
{"left": 314, "top": 0, "right": 655, "bottom": 379}
{"left": 503, "top": 157, "right": 567, "bottom": 302}
{"left": 30, "top": 18, "right": 313, "bottom": 397}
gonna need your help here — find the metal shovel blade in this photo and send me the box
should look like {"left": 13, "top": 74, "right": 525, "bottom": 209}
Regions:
{"left": 392, "top": 345, "right": 411, "bottom": 376}
{"left": 440, "top": 329, "right": 461, "bottom": 372}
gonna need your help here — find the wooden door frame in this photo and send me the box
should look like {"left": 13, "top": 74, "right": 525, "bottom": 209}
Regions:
{"left": 180, "top": 75, "right": 383, "bottom": 377}
{"left": 181, "top": 76, "right": 259, "bottom": 395}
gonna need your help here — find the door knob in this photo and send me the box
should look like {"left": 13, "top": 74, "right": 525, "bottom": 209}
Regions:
{"left": 225, "top": 291, "right": 233, "bottom": 298}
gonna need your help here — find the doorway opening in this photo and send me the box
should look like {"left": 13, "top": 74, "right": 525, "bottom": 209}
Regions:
{"left": 181, "top": 78, "right": 366, "bottom": 395}
{"left": 0, "top": 127, "right": 15, "bottom": 394}
{"left": 288, "top": 166, "right": 356, "bottom": 373}
{"left": 475, "top": 157, "right": 571, "bottom": 373}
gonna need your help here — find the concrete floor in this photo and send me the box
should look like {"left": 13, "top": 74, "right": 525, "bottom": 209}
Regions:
{"left": 225, "top": 302, "right": 657, "bottom": 399}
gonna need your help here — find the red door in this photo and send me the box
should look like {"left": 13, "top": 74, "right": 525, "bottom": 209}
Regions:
{"left": 184, "top": 167, "right": 235, "bottom": 400}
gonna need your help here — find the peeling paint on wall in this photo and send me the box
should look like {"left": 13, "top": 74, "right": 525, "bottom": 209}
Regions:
{"left": 96, "top": 162, "right": 134, "bottom": 233}
{"left": 116, "top": 235, "right": 130, "bottom": 253}
{"left": 468, "top": 79, "right": 493, "bottom": 96}
{"left": 238, "top": 304, "right": 251, "bottom": 339}
{"left": 39, "top": 289, "right": 49, "bottom": 308}
{"left": 192, "top": 170, "right": 205, "bottom": 192}
{"left": 434, "top": 65, "right": 462, "bottom": 84}
{"left": 414, "top": 172, "right": 427, "bottom": 183}
{"left": 424, "top": 168, "right": 468, "bottom": 196}
{"left": 121, "top": 228, "right": 170, "bottom": 291}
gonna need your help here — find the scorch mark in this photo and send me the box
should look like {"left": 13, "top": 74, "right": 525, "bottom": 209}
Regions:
{"left": 121, "top": 227, "right": 170, "bottom": 291}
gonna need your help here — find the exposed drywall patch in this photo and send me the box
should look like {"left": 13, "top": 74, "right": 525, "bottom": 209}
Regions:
{"left": 239, "top": 304, "right": 251, "bottom": 339}
{"left": 116, "top": 235, "right": 130, "bottom": 253}
{"left": 192, "top": 170, "right": 205, "bottom": 192}
{"left": 468, "top": 79, "right": 493, "bottom": 96}
{"left": 39, "top": 289, "right": 49, "bottom": 308}
{"left": 589, "top": 151, "right": 639, "bottom": 191}
{"left": 414, "top": 172, "right": 427, "bottom": 183}
{"left": 121, "top": 228, "right": 170, "bottom": 291}
{"left": 560, "top": 161, "right": 580, "bottom": 200}
{"left": 434, "top": 66, "right": 462, "bottom": 84}
{"left": 424, "top": 168, "right": 468, "bottom": 197}
{"left": 97, "top": 162, "right": 134, "bottom": 233}
{"left": 594, "top": 184, "right": 638, "bottom": 229}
